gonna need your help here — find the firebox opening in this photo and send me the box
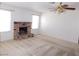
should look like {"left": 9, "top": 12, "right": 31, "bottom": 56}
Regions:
{"left": 19, "top": 27, "right": 27, "bottom": 35}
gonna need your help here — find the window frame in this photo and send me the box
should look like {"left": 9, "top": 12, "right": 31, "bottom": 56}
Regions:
{"left": 32, "top": 15, "right": 40, "bottom": 29}
{"left": 0, "top": 9, "right": 11, "bottom": 32}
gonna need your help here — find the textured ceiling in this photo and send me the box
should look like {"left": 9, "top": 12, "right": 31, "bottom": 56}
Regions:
{"left": 2, "top": 2, "right": 79, "bottom": 13}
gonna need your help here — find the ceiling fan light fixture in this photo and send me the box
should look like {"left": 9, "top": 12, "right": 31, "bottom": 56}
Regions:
{"left": 56, "top": 5, "right": 64, "bottom": 13}
{"left": 57, "top": 9, "right": 64, "bottom": 14}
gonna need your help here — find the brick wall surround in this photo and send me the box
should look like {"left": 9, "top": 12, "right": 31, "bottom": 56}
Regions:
{"left": 14, "top": 22, "right": 32, "bottom": 40}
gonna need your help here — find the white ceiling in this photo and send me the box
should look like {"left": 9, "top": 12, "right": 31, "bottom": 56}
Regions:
{"left": 2, "top": 2, "right": 79, "bottom": 13}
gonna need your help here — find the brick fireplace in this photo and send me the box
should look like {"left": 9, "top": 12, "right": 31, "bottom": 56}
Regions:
{"left": 14, "top": 22, "right": 32, "bottom": 40}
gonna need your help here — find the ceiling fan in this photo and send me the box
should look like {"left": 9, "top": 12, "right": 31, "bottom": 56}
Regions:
{"left": 49, "top": 2, "right": 76, "bottom": 13}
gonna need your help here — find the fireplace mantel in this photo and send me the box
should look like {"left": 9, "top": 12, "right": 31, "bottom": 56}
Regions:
{"left": 14, "top": 22, "right": 32, "bottom": 40}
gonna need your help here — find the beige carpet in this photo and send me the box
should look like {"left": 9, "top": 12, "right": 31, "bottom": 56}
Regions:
{"left": 0, "top": 35, "right": 79, "bottom": 56}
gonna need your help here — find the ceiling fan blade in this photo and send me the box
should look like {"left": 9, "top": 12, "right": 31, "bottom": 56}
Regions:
{"left": 62, "top": 5, "right": 68, "bottom": 8}
{"left": 64, "top": 8, "right": 76, "bottom": 10}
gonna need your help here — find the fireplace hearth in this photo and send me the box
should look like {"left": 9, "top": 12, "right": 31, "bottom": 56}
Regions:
{"left": 14, "top": 22, "right": 32, "bottom": 40}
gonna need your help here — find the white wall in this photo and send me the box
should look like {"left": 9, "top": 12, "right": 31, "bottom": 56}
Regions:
{"left": 40, "top": 11, "right": 79, "bottom": 43}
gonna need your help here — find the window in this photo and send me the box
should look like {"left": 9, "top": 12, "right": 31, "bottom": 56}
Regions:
{"left": 0, "top": 9, "right": 11, "bottom": 32}
{"left": 32, "top": 15, "right": 39, "bottom": 29}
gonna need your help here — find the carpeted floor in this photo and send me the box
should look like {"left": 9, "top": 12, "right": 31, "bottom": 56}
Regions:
{"left": 0, "top": 35, "right": 79, "bottom": 56}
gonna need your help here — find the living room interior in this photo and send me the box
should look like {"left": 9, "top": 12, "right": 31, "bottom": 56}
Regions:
{"left": 0, "top": 2, "right": 79, "bottom": 56}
